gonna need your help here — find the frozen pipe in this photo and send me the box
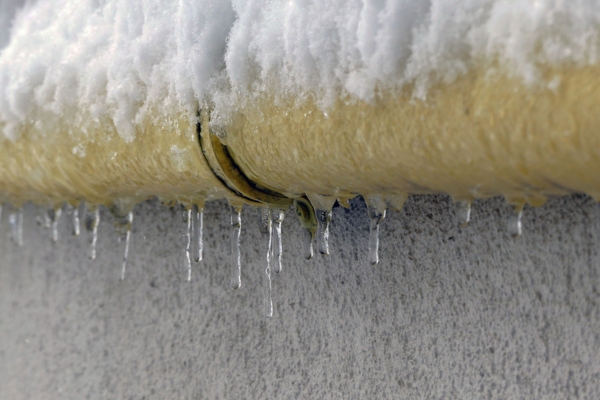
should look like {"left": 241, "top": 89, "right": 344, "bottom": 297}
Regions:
{"left": 1, "top": 1, "right": 600, "bottom": 218}
{"left": 206, "top": 65, "right": 600, "bottom": 211}
{"left": 1, "top": 64, "right": 600, "bottom": 215}
{"left": 0, "top": 112, "right": 231, "bottom": 211}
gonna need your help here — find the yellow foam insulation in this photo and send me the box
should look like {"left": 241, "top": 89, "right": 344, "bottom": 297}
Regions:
{"left": 1, "top": 65, "right": 600, "bottom": 208}
{"left": 225, "top": 65, "right": 600, "bottom": 207}
{"left": 0, "top": 112, "right": 228, "bottom": 208}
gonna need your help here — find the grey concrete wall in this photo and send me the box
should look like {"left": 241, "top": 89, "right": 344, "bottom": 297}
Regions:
{"left": 0, "top": 195, "right": 599, "bottom": 399}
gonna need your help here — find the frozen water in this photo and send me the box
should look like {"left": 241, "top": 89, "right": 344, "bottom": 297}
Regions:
{"left": 365, "top": 195, "right": 387, "bottom": 265}
{"left": 271, "top": 208, "right": 285, "bottom": 273}
{"left": 192, "top": 205, "right": 203, "bottom": 263}
{"left": 114, "top": 211, "right": 133, "bottom": 280}
{"left": 508, "top": 207, "right": 523, "bottom": 237}
{"left": 9, "top": 207, "right": 23, "bottom": 246}
{"left": 315, "top": 209, "right": 332, "bottom": 256}
{"left": 454, "top": 200, "right": 472, "bottom": 227}
{"left": 48, "top": 207, "right": 62, "bottom": 243}
{"left": 181, "top": 206, "right": 192, "bottom": 282}
{"left": 258, "top": 208, "right": 273, "bottom": 318}
{"left": 85, "top": 206, "right": 100, "bottom": 260}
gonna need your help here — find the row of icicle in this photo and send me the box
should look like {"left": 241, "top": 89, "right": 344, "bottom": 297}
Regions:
{"left": 0, "top": 197, "right": 524, "bottom": 318}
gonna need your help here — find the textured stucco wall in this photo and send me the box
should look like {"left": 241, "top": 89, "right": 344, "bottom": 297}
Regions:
{"left": 0, "top": 195, "right": 599, "bottom": 399}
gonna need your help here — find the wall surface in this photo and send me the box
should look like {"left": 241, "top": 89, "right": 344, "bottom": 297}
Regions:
{"left": 0, "top": 195, "right": 599, "bottom": 399}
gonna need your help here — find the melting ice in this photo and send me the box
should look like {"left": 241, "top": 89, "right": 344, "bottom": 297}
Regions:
{"left": 229, "top": 204, "right": 242, "bottom": 289}
{"left": 114, "top": 211, "right": 133, "bottom": 280}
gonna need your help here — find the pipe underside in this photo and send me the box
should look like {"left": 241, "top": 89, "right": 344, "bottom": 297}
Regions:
{"left": 1, "top": 64, "right": 600, "bottom": 209}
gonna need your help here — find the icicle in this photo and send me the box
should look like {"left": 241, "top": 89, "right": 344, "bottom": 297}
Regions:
{"left": 43, "top": 208, "right": 52, "bottom": 228}
{"left": 114, "top": 211, "right": 133, "bottom": 280}
{"left": 315, "top": 209, "right": 331, "bottom": 255}
{"left": 9, "top": 208, "right": 23, "bottom": 246}
{"left": 365, "top": 195, "right": 387, "bottom": 265}
{"left": 71, "top": 205, "right": 80, "bottom": 236}
{"left": 306, "top": 194, "right": 336, "bottom": 256}
{"left": 9, "top": 210, "right": 16, "bottom": 243}
{"left": 181, "top": 205, "right": 192, "bottom": 282}
{"left": 271, "top": 208, "right": 285, "bottom": 273}
{"left": 83, "top": 206, "right": 100, "bottom": 260}
{"left": 85, "top": 206, "right": 100, "bottom": 260}
{"left": 302, "top": 228, "right": 314, "bottom": 260}
{"left": 47, "top": 206, "right": 62, "bottom": 242}
{"left": 192, "top": 204, "right": 203, "bottom": 262}
{"left": 258, "top": 208, "right": 273, "bottom": 317}
{"left": 508, "top": 206, "right": 524, "bottom": 238}
{"left": 293, "top": 198, "right": 315, "bottom": 260}
{"left": 229, "top": 204, "right": 242, "bottom": 289}
{"left": 454, "top": 199, "right": 472, "bottom": 227}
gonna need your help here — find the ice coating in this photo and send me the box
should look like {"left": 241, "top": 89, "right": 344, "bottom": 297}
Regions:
{"left": 2, "top": 0, "right": 600, "bottom": 140}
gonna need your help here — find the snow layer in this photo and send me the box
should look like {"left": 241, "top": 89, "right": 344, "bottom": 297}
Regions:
{"left": 1, "top": 0, "right": 600, "bottom": 140}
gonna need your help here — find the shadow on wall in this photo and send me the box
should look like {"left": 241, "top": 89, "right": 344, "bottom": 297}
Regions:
{"left": 0, "top": 194, "right": 598, "bottom": 399}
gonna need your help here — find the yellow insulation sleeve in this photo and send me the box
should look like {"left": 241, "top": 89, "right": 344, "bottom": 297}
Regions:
{"left": 223, "top": 65, "right": 600, "bottom": 206}
{"left": 0, "top": 65, "right": 599, "bottom": 208}
{"left": 0, "top": 112, "right": 230, "bottom": 208}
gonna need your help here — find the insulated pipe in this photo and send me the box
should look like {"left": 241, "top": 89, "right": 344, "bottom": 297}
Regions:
{"left": 0, "top": 112, "right": 230, "bottom": 209}
{"left": 214, "top": 65, "right": 600, "bottom": 209}
{"left": 2, "top": 2, "right": 600, "bottom": 215}
{"left": 1, "top": 64, "right": 600, "bottom": 213}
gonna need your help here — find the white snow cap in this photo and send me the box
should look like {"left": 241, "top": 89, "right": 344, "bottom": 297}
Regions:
{"left": 1, "top": 0, "right": 599, "bottom": 140}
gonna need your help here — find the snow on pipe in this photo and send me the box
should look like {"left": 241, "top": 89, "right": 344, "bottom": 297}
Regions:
{"left": 2, "top": 1, "right": 600, "bottom": 204}
{"left": 1, "top": 1, "right": 600, "bottom": 293}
